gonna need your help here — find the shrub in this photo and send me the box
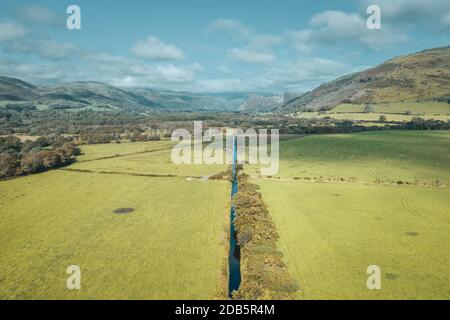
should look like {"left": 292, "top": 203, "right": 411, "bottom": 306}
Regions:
{"left": 0, "top": 154, "right": 17, "bottom": 178}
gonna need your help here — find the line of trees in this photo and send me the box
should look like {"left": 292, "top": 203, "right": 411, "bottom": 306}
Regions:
{"left": 0, "top": 136, "right": 80, "bottom": 179}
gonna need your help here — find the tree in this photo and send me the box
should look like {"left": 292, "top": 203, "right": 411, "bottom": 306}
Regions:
{"left": 20, "top": 152, "right": 45, "bottom": 174}
{"left": 364, "top": 104, "right": 374, "bottom": 113}
{"left": 0, "top": 154, "right": 17, "bottom": 178}
{"left": 0, "top": 136, "right": 21, "bottom": 154}
{"left": 379, "top": 115, "right": 387, "bottom": 122}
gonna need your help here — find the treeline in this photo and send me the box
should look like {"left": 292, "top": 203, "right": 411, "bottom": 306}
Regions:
{"left": 0, "top": 135, "right": 80, "bottom": 179}
{"left": 1, "top": 109, "right": 449, "bottom": 140}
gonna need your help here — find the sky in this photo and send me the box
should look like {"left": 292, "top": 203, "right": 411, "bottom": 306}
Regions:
{"left": 0, "top": 0, "right": 449, "bottom": 93}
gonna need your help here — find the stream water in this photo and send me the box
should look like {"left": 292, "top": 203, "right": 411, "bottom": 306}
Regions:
{"left": 228, "top": 135, "right": 241, "bottom": 297}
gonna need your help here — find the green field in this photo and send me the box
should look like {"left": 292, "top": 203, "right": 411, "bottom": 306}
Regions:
{"left": 1, "top": 131, "right": 449, "bottom": 300}
{"left": 75, "top": 140, "right": 175, "bottom": 162}
{"left": 0, "top": 142, "right": 230, "bottom": 299}
{"left": 296, "top": 102, "right": 450, "bottom": 122}
{"left": 247, "top": 130, "right": 450, "bottom": 299}
{"left": 247, "top": 131, "right": 450, "bottom": 186}
{"left": 296, "top": 111, "right": 449, "bottom": 122}
{"left": 71, "top": 141, "right": 227, "bottom": 177}
{"left": 257, "top": 181, "right": 450, "bottom": 299}
{"left": 332, "top": 102, "right": 450, "bottom": 115}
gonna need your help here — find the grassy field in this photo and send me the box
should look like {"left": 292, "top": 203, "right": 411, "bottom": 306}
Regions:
{"left": 0, "top": 142, "right": 230, "bottom": 299}
{"left": 71, "top": 142, "right": 227, "bottom": 177}
{"left": 296, "top": 112, "right": 450, "bottom": 122}
{"left": 246, "top": 131, "right": 450, "bottom": 186}
{"left": 295, "top": 102, "right": 450, "bottom": 122}
{"left": 332, "top": 102, "right": 450, "bottom": 115}
{"left": 257, "top": 181, "right": 450, "bottom": 299}
{"left": 75, "top": 140, "right": 175, "bottom": 162}
{"left": 247, "top": 130, "right": 450, "bottom": 299}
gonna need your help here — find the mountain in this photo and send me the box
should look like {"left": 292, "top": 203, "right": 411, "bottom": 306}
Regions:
{"left": 281, "top": 46, "right": 450, "bottom": 113}
{"left": 0, "top": 76, "right": 273, "bottom": 112}
{"left": 0, "top": 76, "right": 162, "bottom": 112}
{"left": 239, "top": 92, "right": 304, "bottom": 113}
{"left": 130, "top": 88, "right": 246, "bottom": 111}
{"left": 0, "top": 76, "right": 40, "bottom": 101}
{"left": 39, "top": 82, "right": 162, "bottom": 111}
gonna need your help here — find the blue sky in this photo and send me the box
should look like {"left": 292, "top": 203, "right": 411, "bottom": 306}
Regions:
{"left": 0, "top": 0, "right": 449, "bottom": 93}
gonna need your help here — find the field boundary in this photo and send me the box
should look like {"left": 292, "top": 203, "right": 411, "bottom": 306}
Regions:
{"left": 253, "top": 176, "right": 450, "bottom": 188}
{"left": 77, "top": 146, "right": 174, "bottom": 163}
{"left": 59, "top": 167, "right": 190, "bottom": 179}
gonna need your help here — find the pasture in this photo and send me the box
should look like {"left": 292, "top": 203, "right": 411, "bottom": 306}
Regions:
{"left": 0, "top": 141, "right": 230, "bottom": 299}
{"left": 332, "top": 102, "right": 450, "bottom": 115}
{"left": 257, "top": 180, "right": 450, "bottom": 299}
{"left": 248, "top": 130, "right": 450, "bottom": 299}
{"left": 246, "top": 131, "right": 450, "bottom": 186}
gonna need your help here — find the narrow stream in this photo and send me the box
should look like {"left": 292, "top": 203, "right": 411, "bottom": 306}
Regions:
{"left": 228, "top": 135, "right": 241, "bottom": 297}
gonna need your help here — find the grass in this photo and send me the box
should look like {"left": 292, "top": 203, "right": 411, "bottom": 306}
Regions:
{"left": 245, "top": 130, "right": 450, "bottom": 299}
{"left": 296, "top": 112, "right": 450, "bottom": 122}
{"left": 246, "top": 131, "right": 450, "bottom": 185}
{"left": 332, "top": 102, "right": 450, "bottom": 115}
{"left": 72, "top": 147, "right": 227, "bottom": 177}
{"left": 0, "top": 142, "right": 230, "bottom": 299}
{"left": 256, "top": 180, "right": 450, "bottom": 299}
{"left": 75, "top": 140, "right": 175, "bottom": 162}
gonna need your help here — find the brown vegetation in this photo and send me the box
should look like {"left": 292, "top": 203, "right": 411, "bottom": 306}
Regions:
{"left": 232, "top": 173, "right": 298, "bottom": 299}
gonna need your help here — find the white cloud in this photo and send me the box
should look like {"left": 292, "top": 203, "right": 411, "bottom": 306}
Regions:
{"left": 210, "top": 19, "right": 282, "bottom": 64}
{"left": 366, "top": 0, "right": 450, "bottom": 23}
{"left": 16, "top": 5, "right": 61, "bottom": 27}
{"left": 229, "top": 48, "right": 275, "bottom": 64}
{"left": 442, "top": 13, "right": 450, "bottom": 28}
{"left": 217, "top": 65, "right": 231, "bottom": 74}
{"left": 0, "top": 20, "right": 26, "bottom": 42}
{"left": 209, "top": 18, "right": 251, "bottom": 39}
{"left": 289, "top": 10, "right": 408, "bottom": 51}
{"left": 84, "top": 54, "right": 201, "bottom": 87}
{"left": 130, "top": 36, "right": 185, "bottom": 60}
{"left": 36, "top": 39, "right": 77, "bottom": 60}
{"left": 192, "top": 57, "right": 352, "bottom": 92}
{"left": 1, "top": 37, "right": 77, "bottom": 60}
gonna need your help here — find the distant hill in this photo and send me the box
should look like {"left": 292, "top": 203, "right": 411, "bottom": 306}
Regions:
{"left": 0, "top": 77, "right": 162, "bottom": 112}
{"left": 130, "top": 88, "right": 247, "bottom": 112}
{"left": 0, "top": 76, "right": 295, "bottom": 112}
{"left": 239, "top": 92, "right": 304, "bottom": 113}
{"left": 281, "top": 46, "right": 450, "bottom": 113}
{"left": 0, "top": 76, "right": 40, "bottom": 101}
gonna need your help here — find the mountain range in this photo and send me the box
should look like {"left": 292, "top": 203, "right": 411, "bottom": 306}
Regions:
{"left": 1, "top": 46, "right": 449, "bottom": 114}
{"left": 0, "top": 75, "right": 300, "bottom": 113}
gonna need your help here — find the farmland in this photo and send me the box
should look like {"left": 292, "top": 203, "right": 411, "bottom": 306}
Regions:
{"left": 248, "top": 130, "right": 450, "bottom": 299}
{"left": 0, "top": 142, "right": 230, "bottom": 299}
{"left": 295, "top": 102, "right": 450, "bottom": 123}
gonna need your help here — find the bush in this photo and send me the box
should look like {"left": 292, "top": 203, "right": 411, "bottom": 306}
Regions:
{"left": 0, "top": 154, "right": 17, "bottom": 178}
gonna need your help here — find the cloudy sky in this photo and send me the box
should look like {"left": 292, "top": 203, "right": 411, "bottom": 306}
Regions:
{"left": 0, "top": 0, "right": 449, "bottom": 93}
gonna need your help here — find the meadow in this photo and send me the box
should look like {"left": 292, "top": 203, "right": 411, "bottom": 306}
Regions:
{"left": 0, "top": 142, "right": 230, "bottom": 299}
{"left": 332, "top": 102, "right": 450, "bottom": 115}
{"left": 70, "top": 141, "right": 228, "bottom": 177}
{"left": 257, "top": 181, "right": 450, "bottom": 299}
{"left": 247, "top": 130, "right": 450, "bottom": 299}
{"left": 246, "top": 131, "right": 450, "bottom": 186}
{"left": 296, "top": 102, "right": 450, "bottom": 122}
